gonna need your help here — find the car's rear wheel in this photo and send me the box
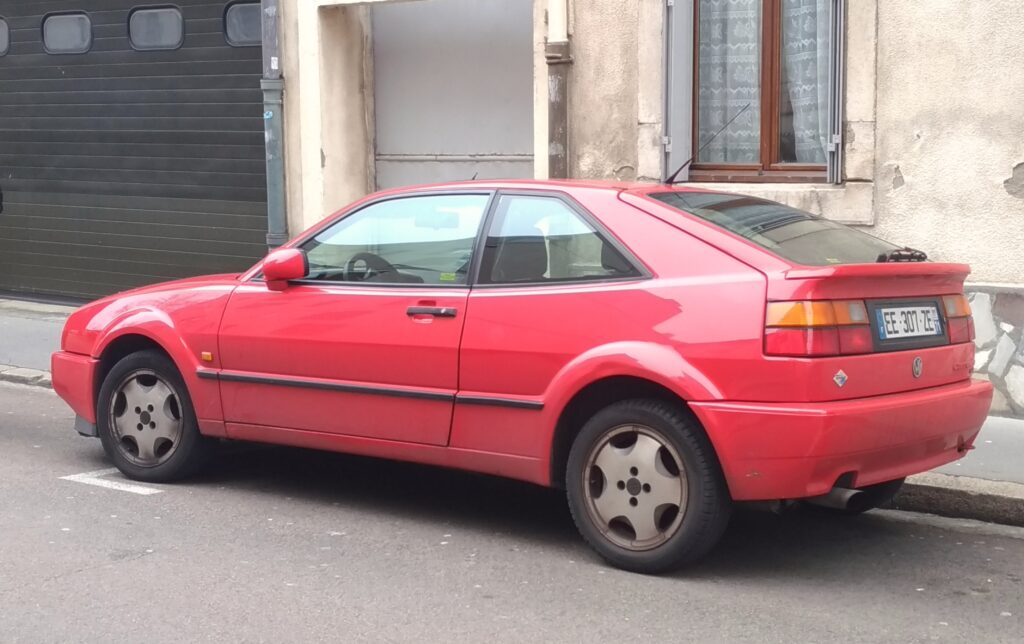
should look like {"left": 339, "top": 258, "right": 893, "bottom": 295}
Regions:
{"left": 97, "top": 350, "right": 213, "bottom": 482}
{"left": 566, "top": 399, "right": 731, "bottom": 574}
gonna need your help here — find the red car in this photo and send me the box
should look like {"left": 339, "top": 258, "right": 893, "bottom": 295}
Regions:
{"left": 52, "top": 180, "right": 992, "bottom": 573}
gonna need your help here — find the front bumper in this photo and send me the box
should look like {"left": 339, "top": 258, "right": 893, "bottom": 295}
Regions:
{"left": 51, "top": 351, "right": 99, "bottom": 426}
{"left": 690, "top": 378, "right": 993, "bottom": 501}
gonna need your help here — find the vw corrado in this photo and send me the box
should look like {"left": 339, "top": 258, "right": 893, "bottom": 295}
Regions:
{"left": 52, "top": 181, "right": 992, "bottom": 573}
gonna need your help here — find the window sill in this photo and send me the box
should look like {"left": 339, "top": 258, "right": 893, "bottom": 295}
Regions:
{"left": 686, "top": 169, "right": 827, "bottom": 184}
{"left": 683, "top": 181, "right": 876, "bottom": 226}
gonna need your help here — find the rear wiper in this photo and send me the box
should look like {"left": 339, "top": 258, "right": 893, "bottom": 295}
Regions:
{"left": 876, "top": 247, "right": 928, "bottom": 263}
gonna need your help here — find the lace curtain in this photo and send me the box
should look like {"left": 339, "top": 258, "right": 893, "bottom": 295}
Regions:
{"left": 697, "top": 0, "right": 830, "bottom": 164}
{"left": 697, "top": 0, "right": 762, "bottom": 163}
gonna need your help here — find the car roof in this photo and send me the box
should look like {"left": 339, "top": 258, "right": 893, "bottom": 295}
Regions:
{"left": 368, "top": 178, "right": 720, "bottom": 198}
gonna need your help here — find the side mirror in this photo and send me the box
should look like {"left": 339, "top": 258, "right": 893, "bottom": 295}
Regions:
{"left": 262, "top": 248, "right": 308, "bottom": 290}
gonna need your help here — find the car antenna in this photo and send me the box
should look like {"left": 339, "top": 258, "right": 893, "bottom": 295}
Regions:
{"left": 470, "top": 172, "right": 479, "bottom": 181}
{"left": 664, "top": 103, "right": 751, "bottom": 185}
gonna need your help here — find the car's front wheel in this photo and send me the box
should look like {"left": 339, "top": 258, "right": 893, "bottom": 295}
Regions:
{"left": 566, "top": 399, "right": 732, "bottom": 574}
{"left": 97, "top": 349, "right": 213, "bottom": 482}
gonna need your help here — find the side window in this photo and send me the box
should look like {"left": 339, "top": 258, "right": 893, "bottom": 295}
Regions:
{"left": 129, "top": 7, "right": 184, "bottom": 51}
{"left": 300, "top": 194, "right": 489, "bottom": 286}
{"left": 479, "top": 195, "right": 641, "bottom": 285}
{"left": 43, "top": 13, "right": 92, "bottom": 54}
{"left": 224, "top": 1, "right": 261, "bottom": 47}
{"left": 0, "top": 18, "right": 9, "bottom": 56}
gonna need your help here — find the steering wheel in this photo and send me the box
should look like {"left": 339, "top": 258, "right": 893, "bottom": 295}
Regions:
{"left": 343, "top": 252, "right": 396, "bottom": 282}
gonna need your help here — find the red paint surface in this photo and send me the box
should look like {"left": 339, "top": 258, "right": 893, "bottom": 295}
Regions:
{"left": 51, "top": 180, "right": 993, "bottom": 500}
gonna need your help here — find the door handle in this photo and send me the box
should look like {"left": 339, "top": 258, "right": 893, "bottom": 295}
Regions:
{"left": 406, "top": 306, "right": 457, "bottom": 318}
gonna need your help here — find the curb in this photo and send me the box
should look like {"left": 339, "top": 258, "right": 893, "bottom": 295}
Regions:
{"left": 0, "top": 365, "right": 52, "bottom": 388}
{"left": 894, "top": 472, "right": 1024, "bottom": 528}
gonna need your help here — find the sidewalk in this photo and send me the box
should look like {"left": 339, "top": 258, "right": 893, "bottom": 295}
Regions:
{"left": 899, "top": 414, "right": 1024, "bottom": 526}
{"left": 1, "top": 296, "right": 1022, "bottom": 525}
{"left": 0, "top": 298, "right": 71, "bottom": 386}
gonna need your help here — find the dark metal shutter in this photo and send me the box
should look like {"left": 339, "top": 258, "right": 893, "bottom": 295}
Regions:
{"left": 0, "top": 0, "right": 267, "bottom": 300}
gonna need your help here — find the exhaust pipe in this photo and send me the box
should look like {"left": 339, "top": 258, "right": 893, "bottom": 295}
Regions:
{"left": 804, "top": 487, "right": 868, "bottom": 512}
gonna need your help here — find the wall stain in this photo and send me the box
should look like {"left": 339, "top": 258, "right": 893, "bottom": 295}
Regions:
{"left": 1003, "top": 162, "right": 1024, "bottom": 199}
{"left": 892, "top": 165, "right": 905, "bottom": 190}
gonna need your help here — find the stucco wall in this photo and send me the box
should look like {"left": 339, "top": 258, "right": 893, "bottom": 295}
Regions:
{"left": 568, "top": 0, "right": 640, "bottom": 180}
{"left": 868, "top": 0, "right": 1024, "bottom": 285}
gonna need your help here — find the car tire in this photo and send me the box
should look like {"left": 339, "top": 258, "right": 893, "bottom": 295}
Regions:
{"left": 97, "top": 349, "right": 213, "bottom": 482}
{"left": 566, "top": 399, "right": 732, "bottom": 574}
{"left": 802, "top": 478, "right": 906, "bottom": 516}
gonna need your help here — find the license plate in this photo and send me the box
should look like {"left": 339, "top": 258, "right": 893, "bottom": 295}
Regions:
{"left": 875, "top": 305, "right": 942, "bottom": 340}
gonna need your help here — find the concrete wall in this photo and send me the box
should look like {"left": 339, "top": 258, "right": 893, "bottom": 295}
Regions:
{"left": 565, "top": 0, "right": 663, "bottom": 182}
{"left": 279, "top": 0, "right": 386, "bottom": 234}
{"left": 869, "top": 0, "right": 1024, "bottom": 285}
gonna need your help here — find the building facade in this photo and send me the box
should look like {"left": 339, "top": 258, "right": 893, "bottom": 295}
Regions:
{"left": 276, "top": 0, "right": 1024, "bottom": 415}
{"left": 0, "top": 0, "right": 1020, "bottom": 415}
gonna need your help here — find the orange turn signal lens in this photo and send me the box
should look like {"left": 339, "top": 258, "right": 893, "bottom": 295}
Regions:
{"left": 766, "top": 300, "right": 868, "bottom": 327}
{"left": 942, "top": 294, "right": 971, "bottom": 318}
{"left": 765, "top": 301, "right": 836, "bottom": 327}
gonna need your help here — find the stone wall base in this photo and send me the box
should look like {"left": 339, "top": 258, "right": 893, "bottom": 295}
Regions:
{"left": 968, "top": 287, "right": 1024, "bottom": 418}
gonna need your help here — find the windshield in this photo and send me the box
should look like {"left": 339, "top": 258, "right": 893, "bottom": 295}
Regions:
{"left": 649, "top": 191, "right": 900, "bottom": 266}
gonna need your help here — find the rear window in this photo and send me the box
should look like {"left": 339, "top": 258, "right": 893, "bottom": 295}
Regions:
{"left": 649, "top": 191, "right": 899, "bottom": 266}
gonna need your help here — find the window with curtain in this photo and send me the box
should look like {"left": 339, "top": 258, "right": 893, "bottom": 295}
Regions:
{"left": 694, "top": 0, "right": 833, "bottom": 181}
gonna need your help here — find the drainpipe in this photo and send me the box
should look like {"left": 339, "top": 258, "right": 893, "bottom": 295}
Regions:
{"left": 261, "top": 0, "right": 288, "bottom": 248}
{"left": 545, "top": 0, "right": 571, "bottom": 179}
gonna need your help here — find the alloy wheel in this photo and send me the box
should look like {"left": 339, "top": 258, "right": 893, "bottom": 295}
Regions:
{"left": 108, "top": 369, "right": 185, "bottom": 467}
{"left": 582, "top": 424, "right": 688, "bottom": 551}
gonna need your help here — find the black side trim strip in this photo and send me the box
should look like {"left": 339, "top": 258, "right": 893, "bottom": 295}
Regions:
{"left": 195, "top": 369, "right": 544, "bottom": 410}
{"left": 456, "top": 395, "right": 544, "bottom": 410}
{"left": 202, "top": 369, "right": 455, "bottom": 402}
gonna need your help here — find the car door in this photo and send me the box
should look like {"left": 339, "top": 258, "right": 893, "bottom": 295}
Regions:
{"left": 217, "top": 192, "right": 492, "bottom": 445}
{"left": 451, "top": 191, "right": 648, "bottom": 456}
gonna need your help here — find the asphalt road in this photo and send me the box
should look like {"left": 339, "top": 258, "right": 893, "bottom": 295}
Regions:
{"left": 2, "top": 382, "right": 1022, "bottom": 643}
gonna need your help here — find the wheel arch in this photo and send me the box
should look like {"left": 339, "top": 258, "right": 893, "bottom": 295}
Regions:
{"left": 541, "top": 342, "right": 723, "bottom": 488}
{"left": 549, "top": 375, "right": 716, "bottom": 490}
{"left": 94, "top": 333, "right": 176, "bottom": 405}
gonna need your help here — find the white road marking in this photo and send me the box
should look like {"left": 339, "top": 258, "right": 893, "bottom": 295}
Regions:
{"left": 59, "top": 468, "right": 163, "bottom": 495}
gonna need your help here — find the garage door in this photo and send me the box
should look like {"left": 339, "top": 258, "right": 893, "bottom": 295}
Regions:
{"left": 0, "top": 0, "right": 267, "bottom": 300}
{"left": 371, "top": 0, "right": 533, "bottom": 189}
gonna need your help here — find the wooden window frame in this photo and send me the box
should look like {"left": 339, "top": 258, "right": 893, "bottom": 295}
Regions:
{"left": 690, "top": 0, "right": 827, "bottom": 183}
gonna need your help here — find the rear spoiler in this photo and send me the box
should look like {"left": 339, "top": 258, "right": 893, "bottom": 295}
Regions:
{"left": 785, "top": 263, "right": 971, "bottom": 281}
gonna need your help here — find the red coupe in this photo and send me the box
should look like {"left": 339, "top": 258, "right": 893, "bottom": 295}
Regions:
{"left": 52, "top": 180, "right": 992, "bottom": 573}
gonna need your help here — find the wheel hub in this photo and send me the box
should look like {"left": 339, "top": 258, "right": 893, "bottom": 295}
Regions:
{"left": 625, "top": 477, "right": 642, "bottom": 496}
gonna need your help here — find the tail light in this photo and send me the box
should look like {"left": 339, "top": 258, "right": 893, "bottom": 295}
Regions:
{"left": 943, "top": 294, "right": 975, "bottom": 344}
{"left": 765, "top": 300, "right": 871, "bottom": 357}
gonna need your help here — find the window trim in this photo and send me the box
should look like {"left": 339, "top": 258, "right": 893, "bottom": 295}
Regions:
{"left": 280, "top": 190, "right": 497, "bottom": 290}
{"left": 223, "top": 0, "right": 262, "bottom": 48}
{"left": 249, "top": 188, "right": 651, "bottom": 290}
{"left": 688, "top": 0, "right": 832, "bottom": 182}
{"left": 127, "top": 5, "right": 185, "bottom": 52}
{"left": 0, "top": 16, "right": 9, "bottom": 57}
{"left": 41, "top": 11, "right": 93, "bottom": 55}
{"left": 469, "top": 189, "right": 652, "bottom": 289}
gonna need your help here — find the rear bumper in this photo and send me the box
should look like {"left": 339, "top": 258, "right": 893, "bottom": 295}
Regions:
{"left": 691, "top": 378, "right": 993, "bottom": 501}
{"left": 51, "top": 351, "right": 99, "bottom": 425}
